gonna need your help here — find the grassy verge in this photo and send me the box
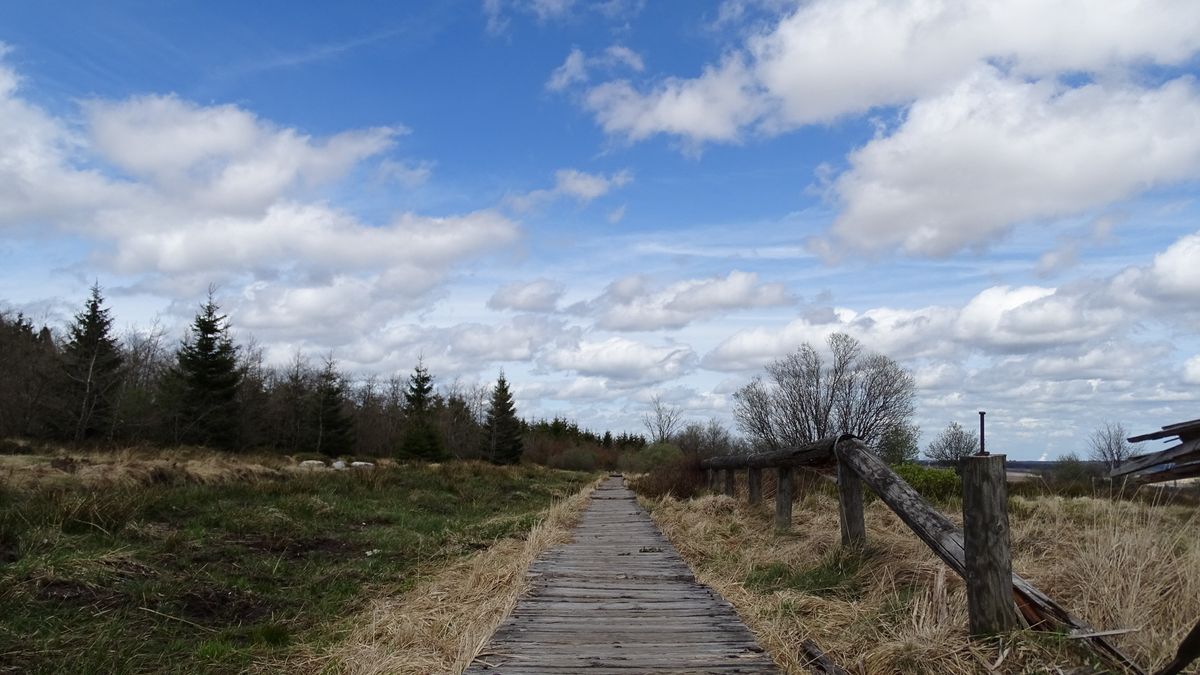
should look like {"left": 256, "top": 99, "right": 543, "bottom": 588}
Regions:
{"left": 312, "top": 477, "right": 598, "bottom": 674}
{"left": 638, "top": 483, "right": 1200, "bottom": 674}
{"left": 0, "top": 451, "right": 592, "bottom": 674}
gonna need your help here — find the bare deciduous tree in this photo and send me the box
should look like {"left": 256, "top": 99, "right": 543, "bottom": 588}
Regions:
{"left": 674, "top": 418, "right": 742, "bottom": 458}
{"left": 732, "top": 333, "right": 916, "bottom": 451}
{"left": 1088, "top": 421, "right": 1134, "bottom": 471}
{"left": 925, "top": 421, "right": 979, "bottom": 463}
{"left": 642, "top": 395, "right": 682, "bottom": 444}
{"left": 731, "top": 376, "right": 776, "bottom": 449}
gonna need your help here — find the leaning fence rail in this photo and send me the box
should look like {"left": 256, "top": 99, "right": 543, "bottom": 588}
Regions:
{"left": 700, "top": 435, "right": 1146, "bottom": 675}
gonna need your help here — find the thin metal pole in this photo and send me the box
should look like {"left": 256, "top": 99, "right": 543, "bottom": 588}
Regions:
{"left": 978, "top": 411, "right": 987, "bottom": 456}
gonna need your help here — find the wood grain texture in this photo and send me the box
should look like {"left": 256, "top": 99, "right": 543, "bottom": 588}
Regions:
{"left": 747, "top": 468, "right": 762, "bottom": 505}
{"left": 961, "top": 454, "right": 1020, "bottom": 635}
{"left": 834, "top": 438, "right": 1143, "bottom": 674}
{"left": 775, "top": 466, "right": 793, "bottom": 532}
{"left": 799, "top": 639, "right": 850, "bottom": 675}
{"left": 835, "top": 456, "right": 865, "bottom": 548}
{"left": 466, "top": 476, "right": 777, "bottom": 674}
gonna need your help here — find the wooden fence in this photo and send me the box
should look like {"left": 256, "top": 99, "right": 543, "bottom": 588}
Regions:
{"left": 700, "top": 435, "right": 1144, "bottom": 674}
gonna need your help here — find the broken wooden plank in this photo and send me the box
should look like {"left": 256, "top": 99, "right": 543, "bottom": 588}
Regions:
{"left": 1111, "top": 437, "right": 1200, "bottom": 478}
{"left": 700, "top": 435, "right": 849, "bottom": 470}
{"left": 1150, "top": 616, "right": 1200, "bottom": 675}
{"left": 833, "top": 438, "right": 1145, "bottom": 674}
{"left": 800, "top": 639, "right": 849, "bottom": 675}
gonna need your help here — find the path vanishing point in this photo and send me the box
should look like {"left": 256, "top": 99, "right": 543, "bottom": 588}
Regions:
{"left": 466, "top": 475, "right": 777, "bottom": 674}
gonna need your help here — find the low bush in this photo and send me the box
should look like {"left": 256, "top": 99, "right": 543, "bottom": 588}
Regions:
{"left": 893, "top": 463, "right": 960, "bottom": 503}
{"left": 618, "top": 442, "right": 684, "bottom": 474}
{"left": 545, "top": 445, "right": 598, "bottom": 471}
{"left": 629, "top": 453, "right": 706, "bottom": 500}
{"left": 0, "top": 438, "right": 36, "bottom": 455}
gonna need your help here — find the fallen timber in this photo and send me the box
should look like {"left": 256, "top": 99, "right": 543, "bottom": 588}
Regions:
{"left": 1112, "top": 418, "right": 1200, "bottom": 483}
{"left": 701, "top": 436, "right": 1145, "bottom": 674}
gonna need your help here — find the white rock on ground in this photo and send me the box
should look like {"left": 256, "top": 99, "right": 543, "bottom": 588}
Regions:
{"left": 351, "top": 461, "right": 375, "bottom": 469}
{"left": 331, "top": 460, "right": 348, "bottom": 470}
{"left": 299, "top": 460, "right": 327, "bottom": 470}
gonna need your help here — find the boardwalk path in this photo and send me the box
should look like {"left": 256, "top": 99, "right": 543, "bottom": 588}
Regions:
{"left": 467, "top": 476, "right": 777, "bottom": 674}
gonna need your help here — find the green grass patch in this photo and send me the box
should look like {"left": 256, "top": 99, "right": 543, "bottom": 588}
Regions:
{"left": 744, "top": 547, "right": 868, "bottom": 599}
{"left": 0, "top": 459, "right": 591, "bottom": 674}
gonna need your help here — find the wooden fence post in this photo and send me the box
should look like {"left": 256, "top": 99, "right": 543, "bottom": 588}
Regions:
{"left": 962, "top": 454, "right": 1020, "bottom": 636}
{"left": 748, "top": 468, "right": 762, "bottom": 505}
{"left": 837, "top": 456, "right": 866, "bottom": 548}
{"left": 724, "top": 468, "right": 736, "bottom": 497}
{"left": 775, "top": 466, "right": 793, "bottom": 531}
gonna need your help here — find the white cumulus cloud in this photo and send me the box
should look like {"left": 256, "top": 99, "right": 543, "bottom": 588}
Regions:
{"left": 86, "top": 94, "right": 398, "bottom": 213}
{"left": 488, "top": 279, "right": 565, "bottom": 312}
{"left": 584, "top": 0, "right": 1200, "bottom": 142}
{"left": 508, "top": 167, "right": 632, "bottom": 210}
{"left": 820, "top": 70, "right": 1200, "bottom": 256}
{"left": 578, "top": 270, "right": 793, "bottom": 331}
{"left": 544, "top": 336, "right": 697, "bottom": 382}
{"left": 1184, "top": 355, "right": 1200, "bottom": 385}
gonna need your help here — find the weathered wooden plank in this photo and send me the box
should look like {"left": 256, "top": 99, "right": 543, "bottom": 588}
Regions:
{"left": 834, "top": 438, "right": 1144, "bottom": 674}
{"left": 700, "top": 435, "right": 847, "bottom": 470}
{"left": 517, "top": 600, "right": 732, "bottom": 610}
{"left": 475, "top": 653, "right": 768, "bottom": 662}
{"left": 477, "top": 662, "right": 777, "bottom": 667}
{"left": 748, "top": 467, "right": 763, "bottom": 504}
{"left": 961, "top": 454, "right": 1021, "bottom": 636}
{"left": 487, "top": 638, "right": 763, "bottom": 646}
{"left": 775, "top": 466, "right": 793, "bottom": 531}
{"left": 1110, "top": 437, "right": 1200, "bottom": 478}
{"left": 466, "top": 475, "right": 778, "bottom": 674}
{"left": 800, "top": 639, "right": 849, "bottom": 675}
{"left": 1152, "top": 616, "right": 1200, "bottom": 675}
{"left": 1125, "top": 458, "right": 1200, "bottom": 484}
{"left": 836, "top": 453, "right": 865, "bottom": 548}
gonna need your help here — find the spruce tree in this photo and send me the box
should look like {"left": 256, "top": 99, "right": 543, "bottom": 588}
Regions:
{"left": 171, "top": 292, "right": 242, "bottom": 449}
{"left": 63, "top": 284, "right": 123, "bottom": 442}
{"left": 482, "top": 372, "right": 523, "bottom": 465}
{"left": 314, "top": 356, "right": 354, "bottom": 457}
{"left": 400, "top": 360, "right": 443, "bottom": 459}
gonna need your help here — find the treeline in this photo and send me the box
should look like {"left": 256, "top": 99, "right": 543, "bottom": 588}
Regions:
{"left": 0, "top": 287, "right": 584, "bottom": 465}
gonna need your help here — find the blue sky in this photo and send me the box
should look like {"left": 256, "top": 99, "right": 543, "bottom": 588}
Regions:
{"left": 2, "top": 0, "right": 1200, "bottom": 459}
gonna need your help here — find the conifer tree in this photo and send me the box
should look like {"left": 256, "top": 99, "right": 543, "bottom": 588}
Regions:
{"left": 314, "top": 356, "right": 354, "bottom": 457}
{"left": 63, "top": 283, "right": 123, "bottom": 442}
{"left": 482, "top": 372, "right": 523, "bottom": 465}
{"left": 400, "top": 360, "right": 443, "bottom": 459}
{"left": 170, "top": 292, "right": 242, "bottom": 449}
{"left": 0, "top": 313, "right": 61, "bottom": 438}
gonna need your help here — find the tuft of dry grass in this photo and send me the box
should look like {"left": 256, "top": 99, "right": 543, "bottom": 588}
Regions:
{"left": 292, "top": 477, "right": 599, "bottom": 674}
{"left": 642, "top": 487, "right": 1200, "bottom": 674}
{"left": 3, "top": 453, "right": 593, "bottom": 674}
{"left": 0, "top": 445, "right": 300, "bottom": 489}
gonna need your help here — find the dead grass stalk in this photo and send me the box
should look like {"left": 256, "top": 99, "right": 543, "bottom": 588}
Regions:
{"left": 643, "top": 490, "right": 1200, "bottom": 674}
{"left": 296, "top": 478, "right": 599, "bottom": 674}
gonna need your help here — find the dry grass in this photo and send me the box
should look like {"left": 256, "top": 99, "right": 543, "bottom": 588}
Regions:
{"left": 0, "top": 445, "right": 399, "bottom": 489}
{"left": 2, "top": 450, "right": 593, "bottom": 673}
{"left": 293, "top": 477, "right": 600, "bottom": 674}
{"left": 642, "top": 485, "right": 1200, "bottom": 674}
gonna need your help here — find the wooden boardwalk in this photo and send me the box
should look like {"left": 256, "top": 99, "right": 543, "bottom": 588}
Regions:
{"left": 466, "top": 476, "right": 776, "bottom": 674}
